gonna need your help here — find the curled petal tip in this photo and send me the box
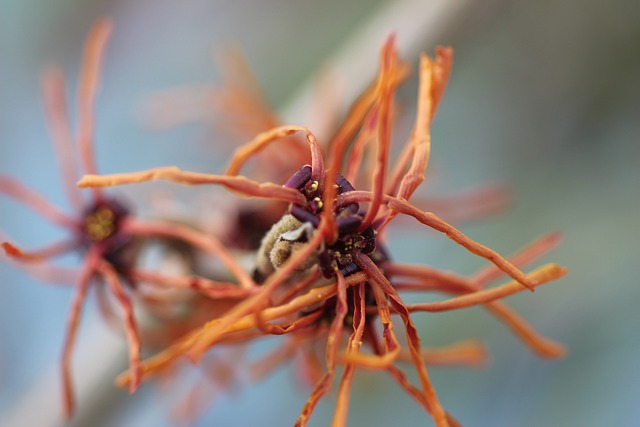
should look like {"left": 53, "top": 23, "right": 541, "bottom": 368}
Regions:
{"left": 128, "top": 382, "right": 139, "bottom": 395}
{"left": 184, "top": 346, "right": 204, "bottom": 365}
{"left": 77, "top": 175, "right": 101, "bottom": 188}
{"left": 2, "top": 242, "right": 23, "bottom": 257}
{"left": 128, "top": 366, "right": 142, "bottom": 394}
{"left": 544, "top": 343, "right": 568, "bottom": 359}
{"left": 548, "top": 263, "right": 569, "bottom": 277}
{"left": 114, "top": 373, "right": 129, "bottom": 388}
{"left": 92, "top": 17, "right": 114, "bottom": 38}
{"left": 436, "top": 45, "right": 454, "bottom": 57}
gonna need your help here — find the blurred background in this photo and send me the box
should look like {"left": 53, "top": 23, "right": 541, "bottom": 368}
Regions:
{"left": 1, "top": 0, "right": 639, "bottom": 426}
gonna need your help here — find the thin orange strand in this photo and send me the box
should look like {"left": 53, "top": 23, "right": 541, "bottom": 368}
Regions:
{"left": 0, "top": 176, "right": 78, "bottom": 229}
{"left": 41, "top": 67, "right": 84, "bottom": 210}
{"left": 407, "top": 263, "right": 567, "bottom": 312}
{"left": 225, "top": 125, "right": 323, "bottom": 183}
{"left": 386, "top": 47, "right": 453, "bottom": 198}
{"left": 294, "top": 271, "right": 348, "bottom": 427}
{"left": 114, "top": 271, "right": 368, "bottom": 387}
{"left": 98, "top": 260, "right": 142, "bottom": 393}
{"left": 402, "top": 339, "right": 489, "bottom": 369}
{"left": 78, "top": 166, "right": 306, "bottom": 206}
{"left": 341, "top": 191, "right": 538, "bottom": 290}
{"left": 121, "top": 217, "right": 256, "bottom": 290}
{"left": 76, "top": 19, "right": 112, "bottom": 200}
{"left": 472, "top": 231, "right": 563, "bottom": 287}
{"left": 186, "top": 219, "right": 330, "bottom": 361}
{"left": 332, "top": 282, "right": 367, "bottom": 427}
{"left": 339, "top": 281, "right": 401, "bottom": 369}
{"left": 356, "top": 254, "right": 450, "bottom": 427}
{"left": 344, "top": 107, "right": 378, "bottom": 185}
{"left": 386, "top": 261, "right": 565, "bottom": 358}
{"left": 1, "top": 239, "right": 77, "bottom": 262}
{"left": 61, "top": 246, "right": 101, "bottom": 419}
{"left": 394, "top": 55, "right": 435, "bottom": 200}
{"left": 129, "top": 269, "right": 255, "bottom": 299}
{"left": 360, "top": 37, "right": 397, "bottom": 231}
{"left": 322, "top": 36, "right": 400, "bottom": 241}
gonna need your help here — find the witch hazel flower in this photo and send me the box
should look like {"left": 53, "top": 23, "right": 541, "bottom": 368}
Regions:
{"left": 1, "top": 19, "right": 265, "bottom": 419}
{"left": 78, "top": 32, "right": 568, "bottom": 427}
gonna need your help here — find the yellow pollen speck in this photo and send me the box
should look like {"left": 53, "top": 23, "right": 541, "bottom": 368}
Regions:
{"left": 84, "top": 207, "right": 116, "bottom": 242}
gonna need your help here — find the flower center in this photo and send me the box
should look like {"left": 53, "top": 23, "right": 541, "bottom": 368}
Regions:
{"left": 82, "top": 199, "right": 128, "bottom": 244}
{"left": 285, "top": 165, "right": 377, "bottom": 278}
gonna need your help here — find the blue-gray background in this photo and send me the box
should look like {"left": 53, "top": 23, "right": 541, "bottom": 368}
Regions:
{"left": 1, "top": 1, "right": 639, "bottom": 426}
